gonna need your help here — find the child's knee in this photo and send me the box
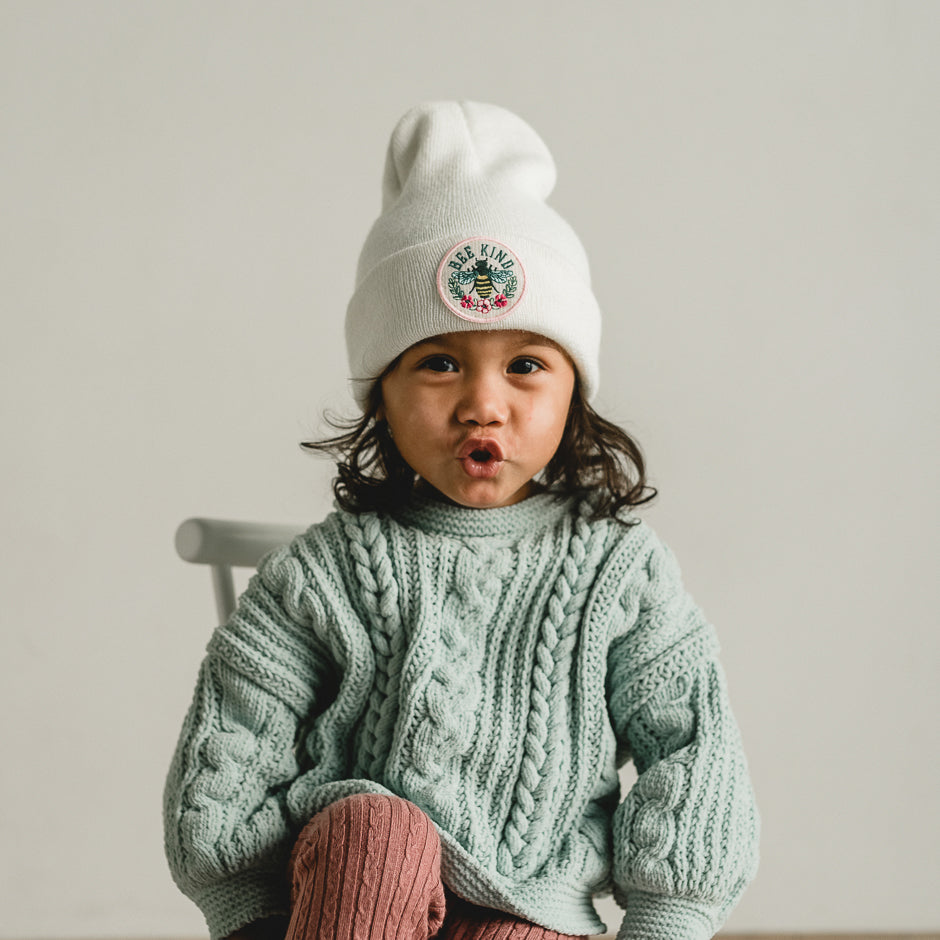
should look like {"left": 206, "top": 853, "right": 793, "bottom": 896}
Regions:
{"left": 291, "top": 792, "right": 440, "bottom": 870}
{"left": 325, "top": 792, "right": 437, "bottom": 839}
{"left": 288, "top": 792, "right": 445, "bottom": 931}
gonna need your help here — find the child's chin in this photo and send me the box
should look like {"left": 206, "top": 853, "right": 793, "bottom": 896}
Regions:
{"left": 432, "top": 482, "right": 533, "bottom": 510}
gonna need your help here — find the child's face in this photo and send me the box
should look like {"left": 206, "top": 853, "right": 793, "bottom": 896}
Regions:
{"left": 380, "top": 330, "right": 576, "bottom": 509}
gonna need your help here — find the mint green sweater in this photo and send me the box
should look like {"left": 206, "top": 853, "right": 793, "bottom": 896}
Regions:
{"left": 164, "top": 493, "right": 759, "bottom": 940}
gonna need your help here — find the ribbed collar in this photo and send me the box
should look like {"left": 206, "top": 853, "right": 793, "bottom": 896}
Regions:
{"left": 393, "top": 489, "right": 575, "bottom": 538}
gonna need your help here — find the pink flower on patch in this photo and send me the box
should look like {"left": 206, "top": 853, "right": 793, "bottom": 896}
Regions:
{"left": 493, "top": 294, "right": 508, "bottom": 308}
{"left": 475, "top": 299, "right": 493, "bottom": 315}
{"left": 460, "top": 294, "right": 475, "bottom": 309}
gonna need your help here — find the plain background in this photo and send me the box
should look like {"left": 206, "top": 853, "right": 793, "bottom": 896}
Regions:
{"left": 2, "top": 1, "right": 938, "bottom": 936}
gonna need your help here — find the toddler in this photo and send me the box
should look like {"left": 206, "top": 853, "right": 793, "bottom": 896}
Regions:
{"left": 164, "top": 101, "right": 759, "bottom": 940}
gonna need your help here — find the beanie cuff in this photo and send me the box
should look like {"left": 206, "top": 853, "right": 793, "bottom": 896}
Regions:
{"left": 345, "top": 232, "right": 600, "bottom": 405}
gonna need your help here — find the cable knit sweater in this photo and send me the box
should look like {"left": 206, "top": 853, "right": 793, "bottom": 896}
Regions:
{"left": 164, "top": 492, "right": 759, "bottom": 940}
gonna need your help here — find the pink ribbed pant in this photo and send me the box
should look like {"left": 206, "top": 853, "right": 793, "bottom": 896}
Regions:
{"left": 285, "top": 793, "right": 586, "bottom": 940}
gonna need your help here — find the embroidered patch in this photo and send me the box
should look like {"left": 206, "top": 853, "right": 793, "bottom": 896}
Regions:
{"left": 436, "top": 238, "right": 526, "bottom": 323}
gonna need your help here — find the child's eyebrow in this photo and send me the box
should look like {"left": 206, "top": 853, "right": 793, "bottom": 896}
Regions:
{"left": 410, "top": 332, "right": 565, "bottom": 352}
{"left": 518, "top": 335, "right": 565, "bottom": 353}
{"left": 505, "top": 334, "right": 569, "bottom": 357}
{"left": 411, "top": 335, "right": 447, "bottom": 349}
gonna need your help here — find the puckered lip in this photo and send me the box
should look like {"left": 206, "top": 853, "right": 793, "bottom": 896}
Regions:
{"left": 457, "top": 437, "right": 505, "bottom": 461}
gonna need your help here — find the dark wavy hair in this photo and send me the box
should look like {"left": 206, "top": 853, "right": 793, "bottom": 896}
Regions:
{"left": 302, "top": 362, "right": 656, "bottom": 522}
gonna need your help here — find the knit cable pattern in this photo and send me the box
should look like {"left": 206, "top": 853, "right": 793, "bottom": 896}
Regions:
{"left": 343, "top": 512, "right": 407, "bottom": 779}
{"left": 612, "top": 657, "right": 759, "bottom": 940}
{"left": 607, "top": 534, "right": 760, "bottom": 940}
{"left": 497, "top": 498, "right": 606, "bottom": 876}
{"left": 410, "top": 541, "right": 513, "bottom": 827}
{"left": 165, "top": 548, "right": 328, "bottom": 937}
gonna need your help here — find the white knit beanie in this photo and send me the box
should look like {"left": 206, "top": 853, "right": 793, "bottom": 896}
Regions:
{"left": 345, "top": 101, "right": 601, "bottom": 405}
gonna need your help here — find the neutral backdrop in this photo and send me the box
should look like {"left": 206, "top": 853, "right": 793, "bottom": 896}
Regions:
{"left": 2, "top": 1, "right": 938, "bottom": 937}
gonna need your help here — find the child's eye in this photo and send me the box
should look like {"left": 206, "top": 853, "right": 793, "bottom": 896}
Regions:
{"left": 420, "top": 355, "right": 458, "bottom": 373}
{"left": 507, "top": 357, "right": 543, "bottom": 375}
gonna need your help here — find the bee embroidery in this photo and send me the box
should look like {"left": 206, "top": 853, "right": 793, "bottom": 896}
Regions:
{"left": 438, "top": 238, "right": 526, "bottom": 322}
{"left": 457, "top": 259, "right": 510, "bottom": 299}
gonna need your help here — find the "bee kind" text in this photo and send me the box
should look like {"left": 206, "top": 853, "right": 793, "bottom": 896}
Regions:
{"left": 447, "top": 243, "right": 516, "bottom": 270}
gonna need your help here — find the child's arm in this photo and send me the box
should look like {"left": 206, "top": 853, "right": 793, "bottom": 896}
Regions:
{"left": 164, "top": 542, "right": 332, "bottom": 940}
{"left": 607, "top": 534, "right": 760, "bottom": 940}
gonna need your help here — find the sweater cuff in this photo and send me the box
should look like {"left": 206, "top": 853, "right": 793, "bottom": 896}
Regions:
{"left": 192, "top": 865, "right": 290, "bottom": 940}
{"left": 615, "top": 892, "right": 716, "bottom": 940}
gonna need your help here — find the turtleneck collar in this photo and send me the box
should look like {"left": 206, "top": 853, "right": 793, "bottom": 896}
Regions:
{"left": 392, "top": 489, "right": 576, "bottom": 539}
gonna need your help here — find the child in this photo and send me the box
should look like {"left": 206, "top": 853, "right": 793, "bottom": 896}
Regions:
{"left": 164, "top": 101, "right": 759, "bottom": 940}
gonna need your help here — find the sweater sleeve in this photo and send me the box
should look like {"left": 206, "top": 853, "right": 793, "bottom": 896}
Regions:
{"left": 606, "top": 533, "right": 759, "bottom": 940}
{"left": 163, "top": 540, "right": 333, "bottom": 940}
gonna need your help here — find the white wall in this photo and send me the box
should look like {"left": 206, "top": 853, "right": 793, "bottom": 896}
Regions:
{"left": 2, "top": 1, "right": 937, "bottom": 936}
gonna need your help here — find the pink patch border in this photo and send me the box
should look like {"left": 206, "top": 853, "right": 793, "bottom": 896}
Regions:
{"left": 436, "top": 237, "right": 526, "bottom": 324}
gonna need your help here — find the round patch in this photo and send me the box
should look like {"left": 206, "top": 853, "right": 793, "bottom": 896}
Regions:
{"left": 436, "top": 238, "right": 526, "bottom": 323}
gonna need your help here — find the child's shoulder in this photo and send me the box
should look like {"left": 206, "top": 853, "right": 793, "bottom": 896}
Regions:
{"left": 247, "top": 510, "right": 378, "bottom": 624}
{"left": 580, "top": 493, "right": 657, "bottom": 548}
{"left": 253, "top": 509, "right": 354, "bottom": 587}
{"left": 591, "top": 501, "right": 690, "bottom": 593}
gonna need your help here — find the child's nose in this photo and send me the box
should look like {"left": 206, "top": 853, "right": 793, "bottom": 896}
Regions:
{"left": 456, "top": 372, "right": 508, "bottom": 426}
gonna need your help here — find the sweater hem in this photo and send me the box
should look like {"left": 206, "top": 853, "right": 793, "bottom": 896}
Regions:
{"left": 442, "top": 840, "right": 609, "bottom": 935}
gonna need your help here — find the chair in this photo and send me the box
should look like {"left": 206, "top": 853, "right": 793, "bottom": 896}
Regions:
{"left": 174, "top": 517, "right": 306, "bottom": 623}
